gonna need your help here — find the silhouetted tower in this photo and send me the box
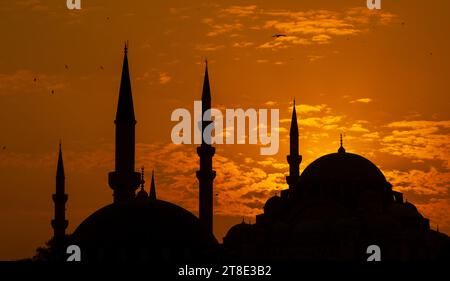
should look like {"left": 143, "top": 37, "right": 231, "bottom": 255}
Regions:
{"left": 286, "top": 100, "right": 302, "bottom": 190}
{"left": 108, "top": 43, "right": 141, "bottom": 203}
{"left": 149, "top": 170, "right": 157, "bottom": 200}
{"left": 196, "top": 60, "right": 216, "bottom": 235}
{"left": 51, "top": 142, "right": 68, "bottom": 261}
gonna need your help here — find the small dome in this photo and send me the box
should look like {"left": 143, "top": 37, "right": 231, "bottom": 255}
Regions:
{"left": 71, "top": 199, "right": 218, "bottom": 261}
{"left": 224, "top": 220, "right": 253, "bottom": 242}
{"left": 264, "top": 195, "right": 283, "bottom": 215}
{"left": 300, "top": 152, "right": 387, "bottom": 186}
{"left": 136, "top": 188, "right": 148, "bottom": 199}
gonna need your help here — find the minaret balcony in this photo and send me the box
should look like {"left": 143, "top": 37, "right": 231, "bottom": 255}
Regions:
{"left": 197, "top": 145, "right": 216, "bottom": 156}
{"left": 196, "top": 170, "right": 216, "bottom": 180}
{"left": 52, "top": 193, "right": 68, "bottom": 203}
{"left": 287, "top": 154, "right": 302, "bottom": 164}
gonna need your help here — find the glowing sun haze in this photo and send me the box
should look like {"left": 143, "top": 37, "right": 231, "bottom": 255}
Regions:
{"left": 0, "top": 0, "right": 449, "bottom": 260}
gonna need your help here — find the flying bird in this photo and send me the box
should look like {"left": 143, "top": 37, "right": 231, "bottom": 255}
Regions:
{"left": 100, "top": 65, "right": 104, "bottom": 70}
{"left": 2, "top": 146, "right": 5, "bottom": 150}
{"left": 65, "top": 64, "right": 69, "bottom": 70}
{"left": 272, "top": 34, "right": 287, "bottom": 38}
{"left": 51, "top": 90, "right": 55, "bottom": 95}
{"left": 33, "top": 78, "right": 37, "bottom": 82}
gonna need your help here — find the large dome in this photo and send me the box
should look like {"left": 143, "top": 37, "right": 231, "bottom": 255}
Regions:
{"left": 300, "top": 152, "right": 387, "bottom": 186}
{"left": 71, "top": 199, "right": 218, "bottom": 262}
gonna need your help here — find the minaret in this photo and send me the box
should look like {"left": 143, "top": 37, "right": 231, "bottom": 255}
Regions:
{"left": 286, "top": 100, "right": 302, "bottom": 190}
{"left": 196, "top": 60, "right": 216, "bottom": 235}
{"left": 108, "top": 43, "right": 141, "bottom": 203}
{"left": 51, "top": 142, "right": 68, "bottom": 261}
{"left": 149, "top": 170, "right": 157, "bottom": 201}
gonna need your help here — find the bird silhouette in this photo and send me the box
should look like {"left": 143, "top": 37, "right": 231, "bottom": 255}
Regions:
{"left": 100, "top": 65, "right": 104, "bottom": 70}
{"left": 2, "top": 146, "right": 6, "bottom": 150}
{"left": 33, "top": 78, "right": 37, "bottom": 82}
{"left": 65, "top": 64, "right": 69, "bottom": 70}
{"left": 272, "top": 34, "right": 287, "bottom": 38}
{"left": 51, "top": 90, "right": 55, "bottom": 95}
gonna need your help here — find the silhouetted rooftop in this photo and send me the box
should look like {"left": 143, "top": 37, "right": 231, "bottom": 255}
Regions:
{"left": 71, "top": 199, "right": 218, "bottom": 261}
{"left": 300, "top": 152, "right": 387, "bottom": 186}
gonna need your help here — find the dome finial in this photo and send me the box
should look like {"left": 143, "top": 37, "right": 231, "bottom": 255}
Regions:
{"left": 136, "top": 166, "right": 149, "bottom": 199}
{"left": 338, "top": 133, "right": 346, "bottom": 153}
{"left": 124, "top": 40, "right": 128, "bottom": 54}
{"left": 140, "top": 166, "right": 145, "bottom": 189}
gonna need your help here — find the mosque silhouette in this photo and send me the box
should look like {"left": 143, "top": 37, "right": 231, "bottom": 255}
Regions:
{"left": 34, "top": 45, "right": 450, "bottom": 262}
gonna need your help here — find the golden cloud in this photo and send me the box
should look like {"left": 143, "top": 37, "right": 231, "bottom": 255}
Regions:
{"left": 221, "top": 5, "right": 258, "bottom": 17}
{"left": 158, "top": 72, "right": 172, "bottom": 85}
{"left": 232, "top": 41, "right": 254, "bottom": 48}
{"left": 386, "top": 168, "right": 449, "bottom": 196}
{"left": 213, "top": 5, "right": 397, "bottom": 49}
{"left": 194, "top": 43, "right": 225, "bottom": 51}
{"left": 348, "top": 123, "right": 370, "bottom": 133}
{"left": 381, "top": 120, "right": 450, "bottom": 167}
{"left": 289, "top": 103, "right": 328, "bottom": 114}
{"left": 351, "top": 98, "right": 372, "bottom": 103}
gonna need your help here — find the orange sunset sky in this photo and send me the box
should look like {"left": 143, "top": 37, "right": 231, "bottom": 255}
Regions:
{"left": 0, "top": 0, "right": 449, "bottom": 260}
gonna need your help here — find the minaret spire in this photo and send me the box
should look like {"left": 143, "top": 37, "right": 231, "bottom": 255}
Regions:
{"left": 290, "top": 99, "right": 298, "bottom": 137}
{"left": 108, "top": 45, "right": 141, "bottom": 203}
{"left": 286, "top": 99, "right": 302, "bottom": 190}
{"left": 56, "top": 141, "right": 64, "bottom": 181}
{"left": 52, "top": 142, "right": 68, "bottom": 261}
{"left": 115, "top": 41, "right": 135, "bottom": 123}
{"left": 196, "top": 61, "right": 216, "bottom": 235}
{"left": 149, "top": 170, "right": 157, "bottom": 200}
{"left": 201, "top": 59, "right": 211, "bottom": 116}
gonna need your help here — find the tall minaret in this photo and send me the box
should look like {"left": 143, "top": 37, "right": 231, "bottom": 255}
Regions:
{"left": 196, "top": 60, "right": 216, "bottom": 234}
{"left": 51, "top": 142, "right": 68, "bottom": 261}
{"left": 108, "top": 43, "right": 141, "bottom": 203}
{"left": 286, "top": 100, "right": 302, "bottom": 190}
